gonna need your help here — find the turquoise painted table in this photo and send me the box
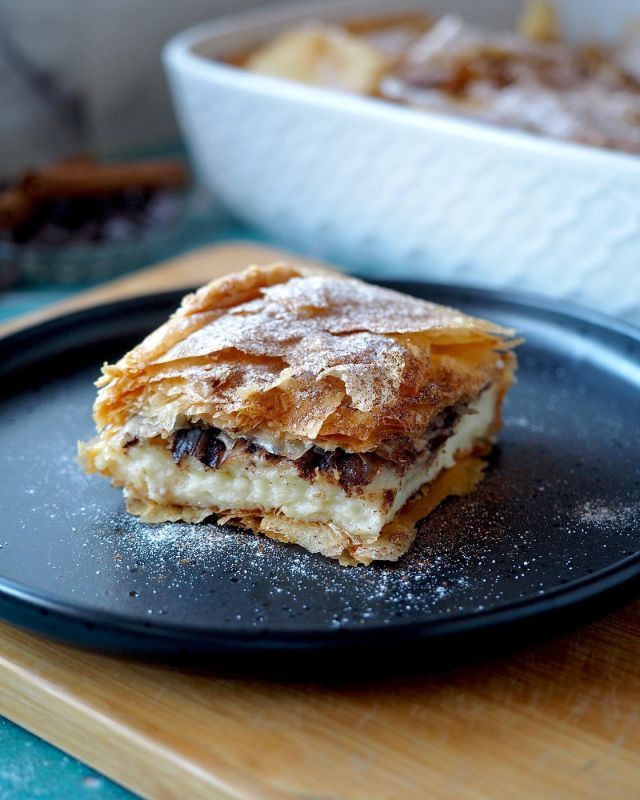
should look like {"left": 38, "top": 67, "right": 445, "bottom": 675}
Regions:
{"left": 0, "top": 717, "right": 134, "bottom": 800}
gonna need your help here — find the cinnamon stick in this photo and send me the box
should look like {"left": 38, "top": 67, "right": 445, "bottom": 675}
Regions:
{"left": 21, "top": 159, "right": 188, "bottom": 200}
{"left": 0, "top": 156, "right": 189, "bottom": 234}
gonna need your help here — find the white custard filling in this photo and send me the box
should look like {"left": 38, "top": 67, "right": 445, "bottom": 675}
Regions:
{"left": 96, "top": 385, "right": 497, "bottom": 540}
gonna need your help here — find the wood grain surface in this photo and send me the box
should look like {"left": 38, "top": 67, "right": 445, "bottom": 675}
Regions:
{"left": 0, "top": 242, "right": 639, "bottom": 800}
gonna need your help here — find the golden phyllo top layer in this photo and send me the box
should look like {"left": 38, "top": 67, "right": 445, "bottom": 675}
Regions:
{"left": 94, "top": 263, "right": 517, "bottom": 461}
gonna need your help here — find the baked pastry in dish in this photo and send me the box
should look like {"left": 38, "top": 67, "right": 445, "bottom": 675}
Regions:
{"left": 243, "top": 3, "right": 640, "bottom": 155}
{"left": 80, "top": 264, "right": 518, "bottom": 565}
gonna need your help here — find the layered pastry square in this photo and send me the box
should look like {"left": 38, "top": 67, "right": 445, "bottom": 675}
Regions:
{"left": 80, "top": 263, "right": 518, "bottom": 565}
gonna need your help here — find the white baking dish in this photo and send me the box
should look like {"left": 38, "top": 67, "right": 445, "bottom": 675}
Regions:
{"left": 164, "top": 0, "right": 640, "bottom": 323}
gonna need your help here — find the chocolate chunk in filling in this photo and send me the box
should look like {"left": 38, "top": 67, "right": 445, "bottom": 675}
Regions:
{"left": 171, "top": 428, "right": 226, "bottom": 468}
{"left": 295, "top": 448, "right": 378, "bottom": 494}
{"left": 201, "top": 435, "right": 226, "bottom": 469}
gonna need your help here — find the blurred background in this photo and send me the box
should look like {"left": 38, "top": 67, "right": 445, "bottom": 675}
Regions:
{"left": 2, "top": 0, "right": 639, "bottom": 324}
{"left": 0, "top": 0, "right": 273, "bottom": 175}
{"left": 0, "top": 0, "right": 640, "bottom": 323}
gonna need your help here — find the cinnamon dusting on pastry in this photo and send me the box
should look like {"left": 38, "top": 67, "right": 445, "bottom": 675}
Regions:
{"left": 93, "top": 263, "right": 517, "bottom": 461}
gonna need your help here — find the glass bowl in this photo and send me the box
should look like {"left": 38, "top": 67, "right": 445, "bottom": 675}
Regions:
{"left": 0, "top": 189, "right": 194, "bottom": 287}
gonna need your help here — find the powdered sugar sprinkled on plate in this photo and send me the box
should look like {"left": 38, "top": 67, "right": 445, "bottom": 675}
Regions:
{"left": 575, "top": 502, "right": 640, "bottom": 528}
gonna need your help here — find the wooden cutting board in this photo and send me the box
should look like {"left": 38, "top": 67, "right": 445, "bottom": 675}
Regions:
{"left": 1, "top": 241, "right": 640, "bottom": 800}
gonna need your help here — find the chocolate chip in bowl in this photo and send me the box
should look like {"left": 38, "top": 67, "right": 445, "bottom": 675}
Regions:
{"left": 0, "top": 155, "right": 191, "bottom": 285}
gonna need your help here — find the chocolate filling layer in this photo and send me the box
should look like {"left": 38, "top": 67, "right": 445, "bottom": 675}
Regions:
{"left": 169, "top": 427, "right": 380, "bottom": 494}
{"left": 167, "top": 399, "right": 466, "bottom": 495}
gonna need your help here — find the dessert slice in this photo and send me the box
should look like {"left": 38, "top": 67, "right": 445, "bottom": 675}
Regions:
{"left": 80, "top": 263, "right": 518, "bottom": 565}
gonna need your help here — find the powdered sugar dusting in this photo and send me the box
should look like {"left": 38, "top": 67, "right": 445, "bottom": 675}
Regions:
{"left": 576, "top": 501, "right": 640, "bottom": 528}
{"left": 94, "top": 508, "right": 464, "bottom": 626}
{"left": 100, "top": 267, "right": 515, "bottom": 454}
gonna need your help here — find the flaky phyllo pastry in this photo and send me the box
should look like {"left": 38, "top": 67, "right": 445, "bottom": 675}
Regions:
{"left": 80, "top": 263, "right": 518, "bottom": 565}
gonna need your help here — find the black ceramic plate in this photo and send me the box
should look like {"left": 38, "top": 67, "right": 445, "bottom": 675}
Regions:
{"left": 1, "top": 282, "right": 639, "bottom": 672}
